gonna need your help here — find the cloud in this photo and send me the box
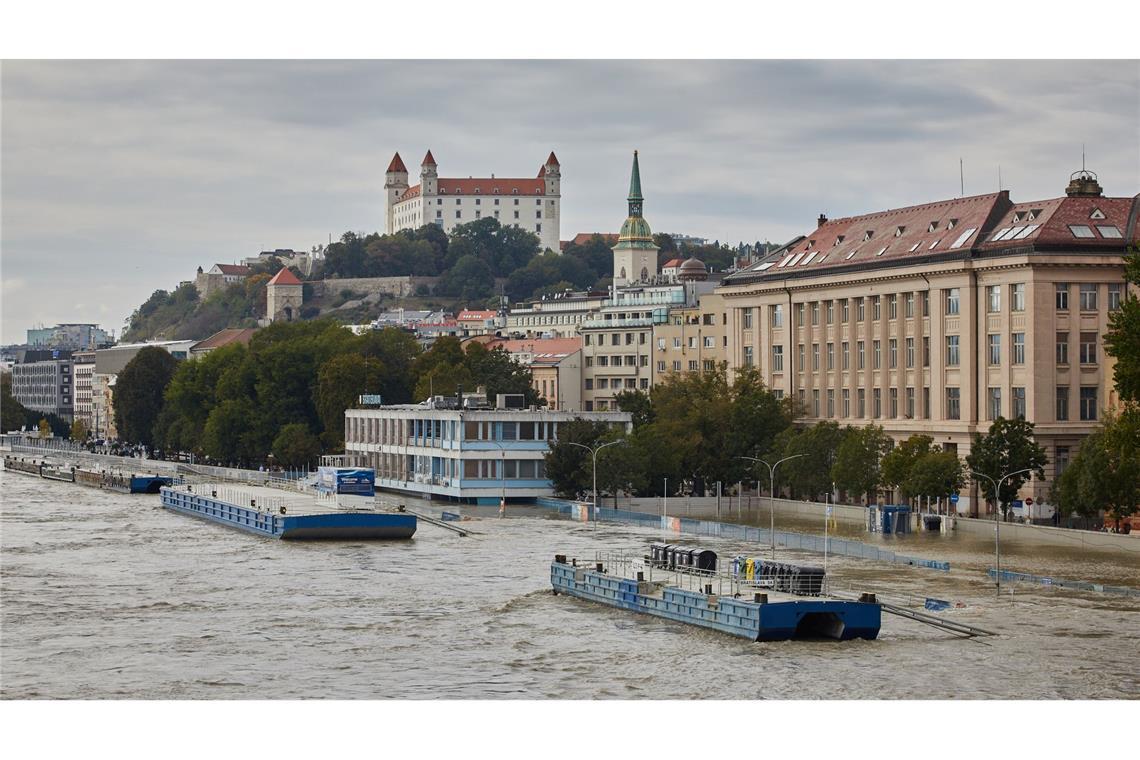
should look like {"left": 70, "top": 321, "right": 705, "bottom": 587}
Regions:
{"left": 2, "top": 60, "right": 1137, "bottom": 343}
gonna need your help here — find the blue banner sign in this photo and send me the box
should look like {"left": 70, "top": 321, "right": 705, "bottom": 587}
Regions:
{"left": 317, "top": 467, "right": 376, "bottom": 496}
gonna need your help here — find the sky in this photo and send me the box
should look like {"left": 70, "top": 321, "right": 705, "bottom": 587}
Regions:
{"left": 2, "top": 59, "right": 1138, "bottom": 345}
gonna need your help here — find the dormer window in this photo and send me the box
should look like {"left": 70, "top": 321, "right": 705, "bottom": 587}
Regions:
{"left": 928, "top": 221, "right": 939, "bottom": 232}
{"left": 493, "top": 188, "right": 500, "bottom": 194}
{"left": 1027, "top": 209, "right": 1042, "bottom": 221}
{"left": 1090, "top": 208, "right": 1106, "bottom": 220}
{"left": 834, "top": 235, "right": 845, "bottom": 246}
{"left": 947, "top": 218, "right": 958, "bottom": 230}
{"left": 877, "top": 246, "right": 888, "bottom": 256}
{"left": 512, "top": 188, "right": 519, "bottom": 195}
{"left": 895, "top": 226, "right": 906, "bottom": 237}
{"left": 863, "top": 230, "right": 874, "bottom": 242}
{"left": 474, "top": 188, "right": 480, "bottom": 194}
{"left": 808, "top": 239, "right": 816, "bottom": 249}
{"left": 1012, "top": 211, "right": 1026, "bottom": 223}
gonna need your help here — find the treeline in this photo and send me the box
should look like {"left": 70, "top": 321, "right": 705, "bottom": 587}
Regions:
{"left": 546, "top": 367, "right": 1051, "bottom": 509}
{"left": 112, "top": 321, "right": 539, "bottom": 468}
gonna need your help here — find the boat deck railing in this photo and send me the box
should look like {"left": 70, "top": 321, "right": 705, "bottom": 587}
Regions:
{"left": 589, "top": 549, "right": 832, "bottom": 598}
{"left": 169, "top": 483, "right": 386, "bottom": 516}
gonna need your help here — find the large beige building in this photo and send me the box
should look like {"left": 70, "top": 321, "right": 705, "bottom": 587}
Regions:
{"left": 718, "top": 170, "right": 1137, "bottom": 514}
{"left": 651, "top": 292, "right": 730, "bottom": 384}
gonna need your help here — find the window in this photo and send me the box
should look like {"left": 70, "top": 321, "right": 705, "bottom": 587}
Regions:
{"left": 772, "top": 304, "right": 783, "bottom": 327}
{"left": 812, "top": 390, "right": 820, "bottom": 417}
{"left": 535, "top": 211, "right": 542, "bottom": 219}
{"left": 987, "top": 285, "right": 1001, "bottom": 313}
{"left": 856, "top": 297, "right": 865, "bottom": 321}
{"left": 475, "top": 210, "right": 481, "bottom": 219}
{"left": 513, "top": 210, "right": 519, "bottom": 219}
{"left": 1108, "top": 283, "right": 1124, "bottom": 311}
{"left": 514, "top": 198, "right": 519, "bottom": 205}
{"left": 598, "top": 356, "right": 608, "bottom": 367}
{"left": 888, "top": 338, "right": 897, "bottom": 368}
{"left": 743, "top": 346, "right": 754, "bottom": 367}
{"left": 742, "top": 310, "right": 753, "bottom": 329}
{"left": 1056, "top": 386, "right": 1069, "bottom": 421}
{"left": 887, "top": 294, "right": 898, "bottom": 319}
{"left": 1011, "top": 284, "right": 1026, "bottom": 312}
{"left": 689, "top": 360, "right": 698, "bottom": 372}
{"left": 1055, "top": 283, "right": 1069, "bottom": 310}
{"left": 905, "top": 337, "right": 915, "bottom": 368}
{"left": 1080, "top": 283, "right": 1098, "bottom": 311}
{"left": 672, "top": 337, "right": 681, "bottom": 349}
{"left": 1097, "top": 225, "right": 1123, "bottom": 239}
{"left": 1056, "top": 446, "right": 1070, "bottom": 475}
{"left": 1080, "top": 386, "right": 1098, "bottom": 421}
{"left": 872, "top": 296, "right": 881, "bottom": 320}
{"left": 920, "top": 291, "right": 930, "bottom": 316}
{"left": 672, "top": 360, "right": 681, "bottom": 371}
{"left": 1011, "top": 387, "right": 1026, "bottom": 419}
{"left": 657, "top": 360, "right": 666, "bottom": 372}
{"left": 872, "top": 389, "right": 882, "bottom": 418}
{"left": 812, "top": 343, "right": 820, "bottom": 371}
{"left": 904, "top": 292, "right": 914, "bottom": 318}
{"left": 905, "top": 387, "right": 915, "bottom": 418}
{"left": 841, "top": 299, "right": 850, "bottom": 322}
{"left": 1012, "top": 333, "right": 1025, "bottom": 364}
{"left": 811, "top": 302, "right": 820, "bottom": 325}
{"left": 826, "top": 342, "right": 834, "bottom": 370}
{"left": 772, "top": 345, "right": 784, "bottom": 372}
{"left": 842, "top": 341, "right": 850, "bottom": 370}
{"left": 988, "top": 334, "right": 1001, "bottom": 365}
{"left": 947, "top": 388, "right": 961, "bottom": 420}
{"left": 1080, "top": 332, "right": 1097, "bottom": 364}
{"left": 946, "top": 336, "right": 960, "bottom": 366}
{"left": 857, "top": 340, "right": 865, "bottom": 370}
{"left": 536, "top": 223, "right": 541, "bottom": 233}
{"left": 703, "top": 336, "right": 715, "bottom": 348}
{"left": 842, "top": 389, "right": 850, "bottom": 417}
{"left": 796, "top": 304, "right": 805, "bottom": 327}
{"left": 988, "top": 387, "right": 1002, "bottom": 420}
{"left": 798, "top": 344, "right": 805, "bottom": 371}
{"left": 1068, "top": 225, "right": 1095, "bottom": 238}
{"left": 456, "top": 210, "right": 462, "bottom": 219}
{"left": 946, "top": 288, "right": 960, "bottom": 315}
{"left": 435, "top": 210, "right": 442, "bottom": 219}
{"left": 857, "top": 389, "right": 866, "bottom": 417}
{"left": 923, "top": 337, "right": 930, "bottom": 367}
{"left": 827, "top": 389, "right": 835, "bottom": 418}
{"left": 1056, "top": 332, "right": 1069, "bottom": 365}
{"left": 873, "top": 339, "right": 881, "bottom": 369}
{"left": 536, "top": 199, "right": 542, "bottom": 206}
{"left": 826, "top": 301, "right": 835, "bottom": 323}
{"left": 888, "top": 388, "right": 898, "bottom": 418}
{"left": 597, "top": 378, "right": 608, "bottom": 390}
{"left": 923, "top": 386, "right": 931, "bottom": 419}
{"left": 455, "top": 198, "right": 462, "bottom": 205}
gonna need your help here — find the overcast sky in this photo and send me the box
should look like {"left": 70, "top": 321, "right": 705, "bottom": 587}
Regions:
{"left": 2, "top": 60, "right": 1137, "bottom": 344}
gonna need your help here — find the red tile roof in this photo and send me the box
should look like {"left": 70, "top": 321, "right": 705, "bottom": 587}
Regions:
{"left": 483, "top": 337, "right": 582, "bottom": 363}
{"left": 387, "top": 152, "right": 407, "bottom": 173}
{"left": 662, "top": 258, "right": 684, "bottom": 268}
{"left": 267, "top": 268, "right": 302, "bottom": 286}
{"left": 396, "top": 178, "right": 545, "bottom": 203}
{"left": 978, "top": 195, "right": 1138, "bottom": 251}
{"left": 546, "top": 151, "right": 559, "bottom": 167}
{"left": 566, "top": 233, "right": 619, "bottom": 247}
{"left": 190, "top": 328, "right": 257, "bottom": 353}
{"left": 457, "top": 310, "right": 497, "bottom": 321}
{"left": 215, "top": 264, "right": 252, "bottom": 276}
{"left": 422, "top": 150, "right": 436, "bottom": 166}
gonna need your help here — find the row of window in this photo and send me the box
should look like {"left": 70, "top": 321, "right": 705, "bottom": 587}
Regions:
{"left": 796, "top": 385, "right": 1100, "bottom": 422}
{"left": 586, "top": 332, "right": 648, "bottom": 346}
{"left": 585, "top": 377, "right": 650, "bottom": 391}
{"left": 443, "top": 209, "right": 543, "bottom": 222}
{"left": 655, "top": 359, "right": 718, "bottom": 373}
{"left": 741, "top": 282, "right": 1125, "bottom": 331}
{"left": 656, "top": 335, "right": 721, "bottom": 350}
{"left": 440, "top": 197, "right": 543, "bottom": 206}
{"left": 584, "top": 354, "right": 648, "bottom": 368}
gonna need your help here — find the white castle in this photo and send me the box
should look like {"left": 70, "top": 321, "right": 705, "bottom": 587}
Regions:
{"left": 385, "top": 150, "right": 561, "bottom": 253}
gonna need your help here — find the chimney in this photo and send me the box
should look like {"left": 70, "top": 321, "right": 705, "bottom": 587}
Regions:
{"left": 817, "top": 214, "right": 828, "bottom": 227}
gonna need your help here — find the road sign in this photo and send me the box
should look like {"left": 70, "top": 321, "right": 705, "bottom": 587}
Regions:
{"left": 1025, "top": 497, "right": 1033, "bottom": 506}
{"left": 950, "top": 493, "right": 960, "bottom": 504}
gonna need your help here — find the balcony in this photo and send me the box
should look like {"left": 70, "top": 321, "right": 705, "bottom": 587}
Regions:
{"left": 581, "top": 316, "right": 659, "bottom": 329}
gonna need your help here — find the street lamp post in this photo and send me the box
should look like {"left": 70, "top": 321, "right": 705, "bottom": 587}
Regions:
{"left": 489, "top": 440, "right": 508, "bottom": 517}
{"left": 566, "top": 439, "right": 623, "bottom": 529}
{"left": 737, "top": 454, "right": 805, "bottom": 559}
{"left": 969, "top": 467, "right": 1034, "bottom": 594}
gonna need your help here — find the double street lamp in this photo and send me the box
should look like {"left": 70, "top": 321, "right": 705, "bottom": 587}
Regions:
{"left": 968, "top": 467, "right": 1034, "bottom": 594}
{"left": 737, "top": 454, "right": 805, "bottom": 559}
{"left": 565, "top": 439, "right": 624, "bottom": 529}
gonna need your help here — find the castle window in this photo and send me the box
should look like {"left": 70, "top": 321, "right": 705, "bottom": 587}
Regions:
{"left": 514, "top": 211, "right": 519, "bottom": 219}
{"left": 456, "top": 211, "right": 461, "bottom": 219}
{"left": 512, "top": 189, "right": 518, "bottom": 194}
{"left": 437, "top": 199, "right": 442, "bottom": 205}
{"left": 493, "top": 188, "right": 499, "bottom": 194}
{"left": 536, "top": 211, "right": 541, "bottom": 219}
{"left": 514, "top": 198, "right": 519, "bottom": 205}
{"left": 494, "top": 198, "right": 500, "bottom": 206}
{"left": 536, "top": 224, "right": 542, "bottom": 233}
{"left": 475, "top": 198, "right": 480, "bottom": 205}
{"left": 456, "top": 198, "right": 461, "bottom": 205}
{"left": 536, "top": 199, "right": 541, "bottom": 206}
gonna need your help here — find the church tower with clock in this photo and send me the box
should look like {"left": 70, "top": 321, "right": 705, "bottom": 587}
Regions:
{"left": 611, "top": 150, "right": 659, "bottom": 287}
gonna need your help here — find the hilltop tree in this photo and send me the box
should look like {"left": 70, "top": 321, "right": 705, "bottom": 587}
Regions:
{"left": 114, "top": 347, "right": 179, "bottom": 448}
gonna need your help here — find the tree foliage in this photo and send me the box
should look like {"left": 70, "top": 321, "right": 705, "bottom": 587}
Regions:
{"left": 904, "top": 451, "right": 965, "bottom": 504}
{"left": 114, "top": 347, "right": 180, "bottom": 448}
{"left": 831, "top": 424, "right": 894, "bottom": 503}
{"left": 271, "top": 423, "right": 321, "bottom": 469}
{"left": 1105, "top": 247, "right": 1140, "bottom": 404}
{"left": 1052, "top": 407, "right": 1140, "bottom": 519}
{"left": 881, "top": 434, "right": 936, "bottom": 499}
{"left": 965, "top": 417, "right": 1048, "bottom": 515}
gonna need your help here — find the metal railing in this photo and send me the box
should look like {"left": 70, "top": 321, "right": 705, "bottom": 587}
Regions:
{"left": 589, "top": 549, "right": 832, "bottom": 598}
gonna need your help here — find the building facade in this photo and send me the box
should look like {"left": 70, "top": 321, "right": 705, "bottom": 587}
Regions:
{"left": 652, "top": 292, "right": 729, "bottom": 384}
{"left": 506, "top": 291, "right": 609, "bottom": 338}
{"left": 385, "top": 150, "right": 561, "bottom": 253}
{"left": 476, "top": 337, "right": 584, "bottom": 411}
{"left": 343, "top": 393, "right": 629, "bottom": 502}
{"left": 26, "top": 323, "right": 112, "bottom": 351}
{"left": 717, "top": 170, "right": 1138, "bottom": 514}
{"left": 11, "top": 352, "right": 74, "bottom": 422}
{"left": 72, "top": 350, "right": 96, "bottom": 433}
{"left": 266, "top": 267, "right": 303, "bottom": 323}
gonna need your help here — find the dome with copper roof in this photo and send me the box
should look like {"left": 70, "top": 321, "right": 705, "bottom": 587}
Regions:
{"left": 678, "top": 257, "right": 707, "bottom": 281}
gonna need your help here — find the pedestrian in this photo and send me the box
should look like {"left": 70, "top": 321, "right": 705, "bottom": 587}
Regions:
{"left": 499, "top": 496, "right": 506, "bottom": 518}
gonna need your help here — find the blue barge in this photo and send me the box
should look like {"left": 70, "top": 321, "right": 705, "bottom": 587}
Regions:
{"left": 551, "top": 551, "right": 880, "bottom": 641}
{"left": 160, "top": 486, "right": 416, "bottom": 540}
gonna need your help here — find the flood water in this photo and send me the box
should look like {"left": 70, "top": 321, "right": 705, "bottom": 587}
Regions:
{"left": 3, "top": 471, "right": 1139, "bottom": 699}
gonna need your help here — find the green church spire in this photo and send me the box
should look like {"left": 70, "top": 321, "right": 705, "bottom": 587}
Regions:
{"left": 629, "top": 150, "right": 647, "bottom": 213}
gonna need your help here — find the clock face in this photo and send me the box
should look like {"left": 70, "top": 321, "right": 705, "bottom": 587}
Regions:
{"left": 630, "top": 202, "right": 642, "bottom": 215}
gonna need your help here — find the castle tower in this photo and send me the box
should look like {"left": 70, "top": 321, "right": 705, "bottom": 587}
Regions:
{"left": 611, "top": 150, "right": 659, "bottom": 287}
{"left": 541, "top": 151, "right": 561, "bottom": 253}
{"left": 266, "top": 267, "right": 303, "bottom": 323}
{"left": 420, "top": 149, "right": 438, "bottom": 197}
{"left": 384, "top": 152, "right": 409, "bottom": 234}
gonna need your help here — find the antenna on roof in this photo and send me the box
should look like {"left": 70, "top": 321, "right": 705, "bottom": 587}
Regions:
{"left": 1082, "top": 143, "right": 1086, "bottom": 171}
{"left": 959, "top": 158, "right": 964, "bottom": 197}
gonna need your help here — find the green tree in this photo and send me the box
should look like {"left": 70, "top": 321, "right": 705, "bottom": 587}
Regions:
{"left": 881, "top": 434, "right": 936, "bottom": 501}
{"left": 435, "top": 254, "right": 494, "bottom": 300}
{"left": 38, "top": 418, "right": 51, "bottom": 438}
{"left": 201, "top": 398, "right": 257, "bottom": 466}
{"left": 1053, "top": 407, "right": 1140, "bottom": 521}
{"left": 965, "top": 417, "right": 1048, "bottom": 518}
{"left": 315, "top": 354, "right": 387, "bottom": 450}
{"left": 2, "top": 372, "right": 29, "bottom": 432}
{"left": 70, "top": 418, "right": 89, "bottom": 442}
{"left": 462, "top": 342, "right": 541, "bottom": 406}
{"left": 544, "top": 419, "right": 608, "bottom": 498}
{"left": 114, "top": 347, "right": 179, "bottom": 447}
{"left": 614, "top": 389, "right": 655, "bottom": 428}
{"left": 904, "top": 451, "right": 966, "bottom": 505}
{"left": 1105, "top": 247, "right": 1140, "bottom": 403}
{"left": 595, "top": 436, "right": 646, "bottom": 506}
{"left": 772, "top": 421, "right": 846, "bottom": 500}
{"left": 271, "top": 423, "right": 321, "bottom": 470}
{"left": 831, "top": 424, "right": 894, "bottom": 503}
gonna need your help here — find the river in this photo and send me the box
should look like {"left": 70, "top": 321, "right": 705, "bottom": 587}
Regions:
{"left": 2, "top": 471, "right": 1138, "bottom": 699}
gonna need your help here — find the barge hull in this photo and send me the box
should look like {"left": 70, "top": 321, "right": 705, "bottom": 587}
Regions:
{"left": 551, "top": 562, "right": 880, "bottom": 641}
